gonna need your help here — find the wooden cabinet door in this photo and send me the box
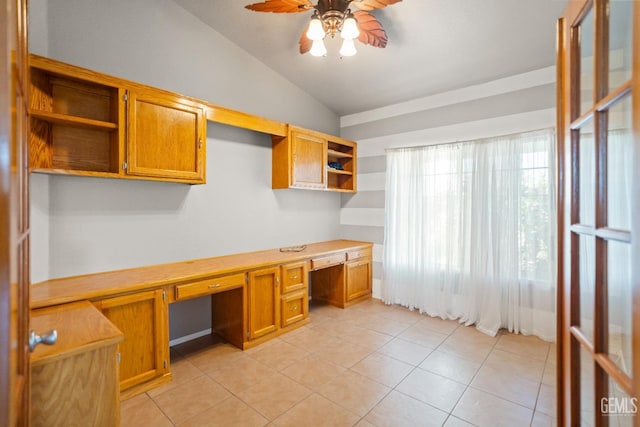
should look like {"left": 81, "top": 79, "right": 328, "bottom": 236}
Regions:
{"left": 346, "top": 259, "right": 372, "bottom": 301}
{"left": 126, "top": 89, "right": 205, "bottom": 183}
{"left": 291, "top": 130, "right": 326, "bottom": 189}
{"left": 247, "top": 267, "right": 280, "bottom": 339}
{"left": 95, "top": 289, "right": 168, "bottom": 392}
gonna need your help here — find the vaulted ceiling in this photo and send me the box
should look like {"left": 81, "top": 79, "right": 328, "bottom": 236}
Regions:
{"left": 173, "top": 0, "right": 568, "bottom": 116}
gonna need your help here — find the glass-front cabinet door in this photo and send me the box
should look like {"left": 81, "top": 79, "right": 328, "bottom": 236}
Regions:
{"left": 557, "top": 0, "right": 639, "bottom": 426}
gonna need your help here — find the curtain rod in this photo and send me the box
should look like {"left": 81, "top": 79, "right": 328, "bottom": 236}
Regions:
{"left": 384, "top": 127, "right": 555, "bottom": 153}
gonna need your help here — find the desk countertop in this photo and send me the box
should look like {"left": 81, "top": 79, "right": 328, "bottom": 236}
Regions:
{"left": 31, "top": 239, "right": 373, "bottom": 309}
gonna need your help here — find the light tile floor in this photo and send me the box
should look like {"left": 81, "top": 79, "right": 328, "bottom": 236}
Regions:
{"left": 121, "top": 299, "right": 557, "bottom": 427}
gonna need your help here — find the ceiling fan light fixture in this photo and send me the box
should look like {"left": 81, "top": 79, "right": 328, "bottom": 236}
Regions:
{"left": 245, "top": 0, "right": 399, "bottom": 56}
{"left": 340, "top": 13, "right": 359, "bottom": 40}
{"left": 310, "top": 39, "right": 328, "bottom": 56}
{"left": 306, "top": 12, "right": 326, "bottom": 41}
{"left": 339, "top": 38, "right": 357, "bottom": 57}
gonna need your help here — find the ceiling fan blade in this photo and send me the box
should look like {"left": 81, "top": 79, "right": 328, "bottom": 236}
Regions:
{"left": 354, "top": 10, "right": 388, "bottom": 48}
{"left": 351, "top": 0, "right": 402, "bottom": 11}
{"left": 299, "top": 25, "right": 312, "bottom": 54}
{"left": 245, "top": 0, "right": 313, "bottom": 13}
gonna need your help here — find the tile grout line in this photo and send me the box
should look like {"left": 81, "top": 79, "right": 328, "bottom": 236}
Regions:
{"left": 134, "top": 301, "right": 553, "bottom": 427}
{"left": 441, "top": 328, "right": 501, "bottom": 427}
{"left": 357, "top": 314, "right": 466, "bottom": 426}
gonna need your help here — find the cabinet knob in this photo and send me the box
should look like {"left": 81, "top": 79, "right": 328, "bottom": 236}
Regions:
{"left": 291, "top": 306, "right": 298, "bottom": 311}
{"left": 29, "top": 329, "right": 58, "bottom": 352}
{"left": 291, "top": 275, "right": 298, "bottom": 280}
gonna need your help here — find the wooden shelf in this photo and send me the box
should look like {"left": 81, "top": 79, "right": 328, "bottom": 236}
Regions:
{"left": 328, "top": 168, "right": 353, "bottom": 176}
{"left": 31, "top": 168, "right": 121, "bottom": 179}
{"left": 30, "top": 110, "right": 117, "bottom": 131}
{"left": 327, "top": 149, "right": 353, "bottom": 159}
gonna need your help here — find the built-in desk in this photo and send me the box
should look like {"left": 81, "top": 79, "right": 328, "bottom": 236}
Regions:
{"left": 31, "top": 239, "right": 373, "bottom": 398}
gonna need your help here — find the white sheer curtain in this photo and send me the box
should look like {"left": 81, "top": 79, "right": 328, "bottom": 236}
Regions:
{"left": 382, "top": 128, "right": 557, "bottom": 340}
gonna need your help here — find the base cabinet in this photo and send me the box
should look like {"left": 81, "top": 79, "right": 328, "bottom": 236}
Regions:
{"left": 246, "top": 262, "right": 311, "bottom": 344}
{"left": 346, "top": 259, "right": 372, "bottom": 302}
{"left": 94, "top": 288, "right": 169, "bottom": 394}
{"left": 311, "top": 249, "right": 372, "bottom": 307}
{"left": 247, "top": 267, "right": 280, "bottom": 340}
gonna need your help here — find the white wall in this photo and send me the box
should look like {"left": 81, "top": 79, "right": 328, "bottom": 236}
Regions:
{"left": 42, "top": 0, "right": 338, "bottom": 133}
{"left": 29, "top": 0, "right": 342, "bottom": 339}
{"left": 46, "top": 124, "right": 341, "bottom": 278}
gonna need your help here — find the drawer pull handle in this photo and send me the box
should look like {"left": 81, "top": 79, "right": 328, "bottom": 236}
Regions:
{"left": 208, "top": 283, "right": 222, "bottom": 289}
{"left": 29, "top": 329, "right": 58, "bottom": 352}
{"left": 291, "top": 275, "right": 298, "bottom": 280}
{"left": 291, "top": 305, "right": 298, "bottom": 311}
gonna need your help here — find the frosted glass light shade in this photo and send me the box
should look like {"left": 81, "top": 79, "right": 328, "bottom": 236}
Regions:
{"left": 339, "top": 38, "right": 357, "bottom": 57}
{"left": 310, "top": 39, "right": 327, "bottom": 57}
{"left": 340, "top": 15, "right": 359, "bottom": 40}
{"left": 306, "top": 18, "right": 325, "bottom": 41}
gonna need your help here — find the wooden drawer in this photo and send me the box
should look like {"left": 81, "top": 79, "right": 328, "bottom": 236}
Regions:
{"left": 175, "top": 273, "right": 245, "bottom": 301}
{"left": 281, "top": 290, "right": 308, "bottom": 327}
{"left": 346, "top": 247, "right": 372, "bottom": 261}
{"left": 310, "top": 253, "right": 345, "bottom": 270}
{"left": 281, "top": 262, "right": 307, "bottom": 294}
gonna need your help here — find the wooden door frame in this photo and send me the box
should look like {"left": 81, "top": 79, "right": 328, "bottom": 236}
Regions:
{"left": 0, "top": 0, "right": 14, "bottom": 424}
{"left": 632, "top": 5, "right": 640, "bottom": 426}
{"left": 558, "top": 1, "right": 640, "bottom": 425}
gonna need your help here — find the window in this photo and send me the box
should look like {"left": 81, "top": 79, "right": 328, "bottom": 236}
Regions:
{"left": 382, "top": 128, "right": 556, "bottom": 339}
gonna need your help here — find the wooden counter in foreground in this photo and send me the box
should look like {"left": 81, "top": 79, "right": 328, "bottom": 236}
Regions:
{"left": 30, "top": 301, "right": 123, "bottom": 426}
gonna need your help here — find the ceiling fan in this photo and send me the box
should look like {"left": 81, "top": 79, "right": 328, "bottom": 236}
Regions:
{"left": 245, "top": 0, "right": 402, "bottom": 56}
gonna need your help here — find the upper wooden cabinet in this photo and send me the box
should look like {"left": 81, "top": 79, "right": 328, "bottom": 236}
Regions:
{"left": 290, "top": 129, "right": 327, "bottom": 189}
{"left": 272, "top": 125, "right": 357, "bottom": 192}
{"left": 127, "top": 90, "right": 205, "bottom": 182}
{"left": 27, "top": 55, "right": 358, "bottom": 189}
{"left": 28, "top": 54, "right": 206, "bottom": 184}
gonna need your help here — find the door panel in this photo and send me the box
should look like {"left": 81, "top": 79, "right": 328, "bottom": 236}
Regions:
{"left": 1, "top": 0, "right": 30, "bottom": 425}
{"left": 607, "top": 240, "right": 632, "bottom": 377}
{"left": 127, "top": 90, "right": 205, "bottom": 183}
{"left": 557, "top": 1, "right": 639, "bottom": 425}
{"left": 291, "top": 130, "right": 326, "bottom": 188}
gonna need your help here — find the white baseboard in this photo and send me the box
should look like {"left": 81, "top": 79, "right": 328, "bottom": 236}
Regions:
{"left": 169, "top": 328, "right": 212, "bottom": 347}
